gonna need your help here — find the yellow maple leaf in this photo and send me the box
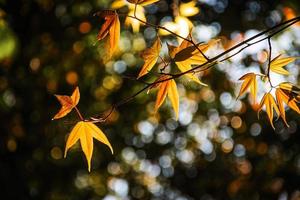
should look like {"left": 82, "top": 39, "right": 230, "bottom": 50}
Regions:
{"left": 270, "top": 55, "right": 296, "bottom": 75}
{"left": 127, "top": 0, "right": 160, "bottom": 6}
{"left": 111, "top": 0, "right": 146, "bottom": 32}
{"left": 237, "top": 73, "right": 257, "bottom": 103}
{"left": 168, "top": 37, "right": 215, "bottom": 85}
{"left": 52, "top": 87, "right": 80, "bottom": 120}
{"left": 258, "top": 93, "right": 280, "bottom": 129}
{"left": 154, "top": 76, "right": 179, "bottom": 119}
{"left": 96, "top": 10, "right": 120, "bottom": 59}
{"left": 138, "top": 37, "right": 161, "bottom": 78}
{"left": 159, "top": 1, "right": 198, "bottom": 41}
{"left": 65, "top": 121, "right": 113, "bottom": 172}
{"left": 179, "top": 1, "right": 199, "bottom": 17}
{"left": 279, "top": 82, "right": 300, "bottom": 94}
{"left": 125, "top": 4, "right": 146, "bottom": 32}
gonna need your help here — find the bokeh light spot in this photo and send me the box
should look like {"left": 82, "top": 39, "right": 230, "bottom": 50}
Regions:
{"left": 50, "top": 146, "right": 62, "bottom": 160}
{"left": 66, "top": 71, "right": 78, "bottom": 85}
{"left": 79, "top": 21, "right": 91, "bottom": 34}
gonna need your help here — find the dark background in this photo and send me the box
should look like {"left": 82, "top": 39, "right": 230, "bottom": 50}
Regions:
{"left": 0, "top": 0, "right": 300, "bottom": 199}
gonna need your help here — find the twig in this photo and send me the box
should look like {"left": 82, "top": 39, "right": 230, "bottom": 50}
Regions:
{"left": 89, "top": 16, "right": 300, "bottom": 123}
{"left": 267, "top": 37, "right": 274, "bottom": 88}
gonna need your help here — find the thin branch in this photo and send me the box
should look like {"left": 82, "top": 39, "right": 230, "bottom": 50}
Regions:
{"left": 159, "top": 55, "right": 169, "bottom": 72}
{"left": 126, "top": 14, "right": 209, "bottom": 60}
{"left": 188, "top": 33, "right": 210, "bottom": 60}
{"left": 122, "top": 74, "right": 151, "bottom": 85}
{"left": 89, "top": 16, "right": 300, "bottom": 123}
{"left": 169, "top": 16, "right": 300, "bottom": 77}
{"left": 267, "top": 37, "right": 274, "bottom": 88}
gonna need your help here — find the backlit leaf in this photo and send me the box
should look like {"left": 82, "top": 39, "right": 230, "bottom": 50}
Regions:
{"left": 279, "top": 82, "right": 300, "bottom": 94}
{"left": 275, "top": 88, "right": 289, "bottom": 126}
{"left": 138, "top": 37, "right": 161, "bottom": 78}
{"left": 257, "top": 93, "right": 280, "bottom": 129}
{"left": 270, "top": 55, "right": 296, "bottom": 75}
{"left": 237, "top": 73, "right": 257, "bottom": 103}
{"left": 276, "top": 88, "right": 300, "bottom": 114}
{"left": 65, "top": 121, "right": 113, "bottom": 172}
{"left": 167, "top": 79, "right": 179, "bottom": 119}
{"left": 154, "top": 76, "right": 179, "bottom": 119}
{"left": 127, "top": 0, "right": 160, "bottom": 6}
{"left": 125, "top": 4, "right": 146, "bottom": 32}
{"left": 168, "top": 37, "right": 215, "bottom": 85}
{"left": 179, "top": 1, "right": 199, "bottom": 17}
{"left": 154, "top": 78, "right": 169, "bottom": 112}
{"left": 53, "top": 87, "right": 80, "bottom": 120}
{"left": 96, "top": 10, "right": 120, "bottom": 59}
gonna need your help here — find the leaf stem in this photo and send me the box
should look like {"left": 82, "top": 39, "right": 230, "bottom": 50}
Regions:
{"left": 74, "top": 106, "right": 84, "bottom": 121}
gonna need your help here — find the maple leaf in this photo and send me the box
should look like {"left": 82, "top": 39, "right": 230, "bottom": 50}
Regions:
{"left": 275, "top": 88, "right": 289, "bottom": 126}
{"left": 65, "top": 121, "right": 113, "bottom": 172}
{"left": 53, "top": 87, "right": 80, "bottom": 120}
{"left": 179, "top": 1, "right": 199, "bottom": 17}
{"left": 275, "top": 83, "right": 300, "bottom": 127}
{"left": 153, "top": 76, "right": 179, "bottom": 119}
{"left": 96, "top": 10, "right": 120, "bottom": 59}
{"left": 127, "top": 0, "right": 160, "bottom": 6}
{"left": 125, "top": 4, "right": 146, "bottom": 32}
{"left": 258, "top": 93, "right": 280, "bottom": 129}
{"left": 269, "top": 55, "right": 296, "bottom": 75}
{"left": 111, "top": 1, "right": 146, "bottom": 32}
{"left": 278, "top": 82, "right": 300, "bottom": 94}
{"left": 159, "top": 1, "right": 199, "bottom": 41}
{"left": 167, "top": 37, "right": 215, "bottom": 85}
{"left": 138, "top": 37, "right": 161, "bottom": 78}
{"left": 237, "top": 73, "right": 257, "bottom": 103}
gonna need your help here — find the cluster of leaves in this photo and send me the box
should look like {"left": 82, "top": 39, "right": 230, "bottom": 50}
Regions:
{"left": 52, "top": 0, "right": 300, "bottom": 171}
{"left": 237, "top": 55, "right": 300, "bottom": 129}
{"left": 52, "top": 87, "right": 113, "bottom": 172}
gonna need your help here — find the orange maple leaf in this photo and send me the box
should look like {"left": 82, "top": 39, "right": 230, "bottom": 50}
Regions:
{"left": 275, "top": 82, "right": 300, "bottom": 126}
{"left": 52, "top": 87, "right": 80, "bottom": 120}
{"left": 138, "top": 37, "right": 161, "bottom": 78}
{"left": 237, "top": 73, "right": 257, "bottom": 104}
{"left": 65, "top": 121, "right": 113, "bottom": 172}
{"left": 96, "top": 10, "right": 120, "bottom": 59}
{"left": 257, "top": 93, "right": 280, "bottom": 129}
{"left": 153, "top": 75, "right": 179, "bottom": 119}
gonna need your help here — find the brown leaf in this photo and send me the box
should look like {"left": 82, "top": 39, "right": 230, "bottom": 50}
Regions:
{"left": 167, "top": 38, "right": 216, "bottom": 85}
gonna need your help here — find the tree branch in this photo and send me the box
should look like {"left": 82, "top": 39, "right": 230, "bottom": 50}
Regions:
{"left": 89, "top": 16, "right": 300, "bottom": 123}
